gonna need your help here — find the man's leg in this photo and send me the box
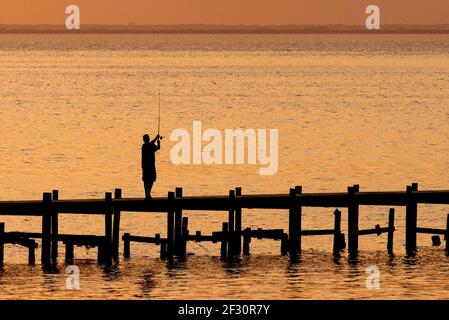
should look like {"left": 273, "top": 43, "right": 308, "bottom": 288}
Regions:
{"left": 144, "top": 181, "right": 154, "bottom": 199}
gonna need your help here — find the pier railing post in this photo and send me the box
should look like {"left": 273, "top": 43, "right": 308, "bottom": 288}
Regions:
{"left": 41, "top": 192, "right": 52, "bottom": 266}
{"left": 227, "top": 190, "right": 235, "bottom": 259}
{"left": 406, "top": 184, "right": 418, "bottom": 255}
{"left": 235, "top": 187, "right": 242, "bottom": 256}
{"left": 387, "top": 208, "right": 395, "bottom": 254}
{"left": 445, "top": 214, "right": 449, "bottom": 253}
{"left": 51, "top": 190, "right": 59, "bottom": 263}
{"left": 167, "top": 191, "right": 175, "bottom": 259}
{"left": 112, "top": 188, "right": 122, "bottom": 260}
{"left": 333, "top": 209, "right": 341, "bottom": 256}
{"left": 103, "top": 192, "right": 113, "bottom": 263}
{"left": 348, "top": 185, "right": 359, "bottom": 258}
{"left": 0, "top": 222, "right": 4, "bottom": 267}
{"left": 288, "top": 187, "right": 301, "bottom": 256}
{"left": 174, "top": 187, "right": 183, "bottom": 256}
{"left": 123, "top": 233, "right": 130, "bottom": 259}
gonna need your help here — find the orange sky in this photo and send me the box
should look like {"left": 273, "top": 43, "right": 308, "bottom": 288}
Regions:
{"left": 0, "top": 0, "right": 448, "bottom": 25}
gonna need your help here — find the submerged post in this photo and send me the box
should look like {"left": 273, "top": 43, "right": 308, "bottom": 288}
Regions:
{"left": 333, "top": 209, "right": 341, "bottom": 256}
{"left": 405, "top": 184, "right": 418, "bottom": 255}
{"left": 387, "top": 208, "right": 395, "bottom": 254}
{"left": 347, "top": 185, "right": 359, "bottom": 258}
{"left": 174, "top": 187, "right": 183, "bottom": 256}
{"left": 167, "top": 191, "right": 175, "bottom": 259}
{"left": 41, "top": 192, "right": 52, "bottom": 266}
{"left": 112, "top": 188, "right": 122, "bottom": 260}
{"left": 51, "top": 190, "right": 59, "bottom": 262}
{"left": 103, "top": 192, "right": 113, "bottom": 263}
{"left": 235, "top": 187, "right": 242, "bottom": 256}
{"left": 0, "top": 222, "right": 4, "bottom": 267}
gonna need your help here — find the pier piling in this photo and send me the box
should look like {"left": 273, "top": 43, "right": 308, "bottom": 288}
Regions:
{"left": 288, "top": 187, "right": 301, "bottom": 256}
{"left": 220, "top": 222, "right": 228, "bottom": 259}
{"left": 51, "top": 190, "right": 59, "bottom": 263}
{"left": 333, "top": 209, "right": 341, "bottom": 256}
{"left": 387, "top": 208, "right": 395, "bottom": 254}
{"left": 228, "top": 190, "right": 235, "bottom": 258}
{"left": 235, "top": 187, "right": 242, "bottom": 256}
{"left": 181, "top": 217, "right": 189, "bottom": 256}
{"left": 0, "top": 222, "right": 4, "bottom": 266}
{"left": 41, "top": 192, "right": 52, "bottom": 266}
{"left": 167, "top": 192, "right": 175, "bottom": 259}
{"left": 446, "top": 214, "right": 449, "bottom": 253}
{"left": 103, "top": 192, "right": 113, "bottom": 263}
{"left": 112, "top": 188, "right": 122, "bottom": 260}
{"left": 406, "top": 184, "right": 418, "bottom": 255}
{"left": 174, "top": 187, "right": 183, "bottom": 256}
{"left": 123, "top": 233, "right": 130, "bottom": 259}
{"left": 347, "top": 185, "right": 359, "bottom": 258}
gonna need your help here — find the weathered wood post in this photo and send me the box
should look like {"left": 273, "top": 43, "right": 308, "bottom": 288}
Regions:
{"left": 41, "top": 192, "right": 52, "bottom": 266}
{"left": 295, "top": 186, "right": 302, "bottom": 254}
{"left": 405, "top": 184, "right": 418, "bottom": 255}
{"left": 51, "top": 190, "right": 59, "bottom": 262}
{"left": 347, "top": 185, "right": 359, "bottom": 258}
{"left": 387, "top": 208, "right": 395, "bottom": 254}
{"left": 112, "top": 188, "right": 122, "bottom": 260}
{"left": 174, "top": 187, "right": 183, "bottom": 256}
{"left": 445, "top": 214, "right": 449, "bottom": 253}
{"left": 65, "top": 241, "right": 74, "bottom": 264}
{"left": 181, "top": 217, "right": 189, "bottom": 256}
{"left": 228, "top": 190, "right": 235, "bottom": 258}
{"left": 28, "top": 243, "right": 36, "bottom": 265}
{"left": 280, "top": 233, "right": 288, "bottom": 255}
{"left": 167, "top": 191, "right": 175, "bottom": 259}
{"left": 235, "top": 187, "right": 242, "bottom": 256}
{"left": 0, "top": 222, "right": 4, "bottom": 267}
{"left": 220, "top": 222, "right": 228, "bottom": 259}
{"left": 103, "top": 192, "right": 113, "bottom": 263}
{"left": 333, "top": 209, "right": 342, "bottom": 256}
{"left": 288, "top": 188, "right": 301, "bottom": 256}
{"left": 123, "top": 233, "right": 130, "bottom": 259}
{"left": 243, "top": 228, "right": 251, "bottom": 255}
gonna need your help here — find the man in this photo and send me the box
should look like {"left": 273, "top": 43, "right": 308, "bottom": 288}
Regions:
{"left": 142, "top": 133, "right": 160, "bottom": 199}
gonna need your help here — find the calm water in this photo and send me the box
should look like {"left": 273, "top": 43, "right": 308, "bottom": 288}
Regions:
{"left": 0, "top": 34, "right": 449, "bottom": 299}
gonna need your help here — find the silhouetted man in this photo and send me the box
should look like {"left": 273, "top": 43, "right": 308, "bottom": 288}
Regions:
{"left": 142, "top": 134, "right": 160, "bottom": 199}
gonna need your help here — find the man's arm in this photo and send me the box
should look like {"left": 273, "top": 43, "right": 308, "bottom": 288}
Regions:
{"left": 150, "top": 134, "right": 160, "bottom": 145}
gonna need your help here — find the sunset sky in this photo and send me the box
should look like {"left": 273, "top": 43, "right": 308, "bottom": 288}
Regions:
{"left": 0, "top": 0, "right": 448, "bottom": 25}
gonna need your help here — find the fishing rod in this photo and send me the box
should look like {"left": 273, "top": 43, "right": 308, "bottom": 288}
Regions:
{"left": 157, "top": 90, "right": 164, "bottom": 140}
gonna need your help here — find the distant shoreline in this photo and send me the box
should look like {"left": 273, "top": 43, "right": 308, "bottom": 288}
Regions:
{"left": 1, "top": 25, "right": 449, "bottom": 34}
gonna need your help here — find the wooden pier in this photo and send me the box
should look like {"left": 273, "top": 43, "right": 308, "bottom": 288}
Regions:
{"left": 0, "top": 183, "right": 449, "bottom": 265}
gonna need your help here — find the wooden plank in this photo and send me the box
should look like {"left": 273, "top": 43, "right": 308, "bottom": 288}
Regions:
{"left": 416, "top": 227, "right": 446, "bottom": 235}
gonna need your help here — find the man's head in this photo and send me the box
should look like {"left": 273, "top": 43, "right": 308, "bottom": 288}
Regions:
{"left": 143, "top": 134, "right": 150, "bottom": 143}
